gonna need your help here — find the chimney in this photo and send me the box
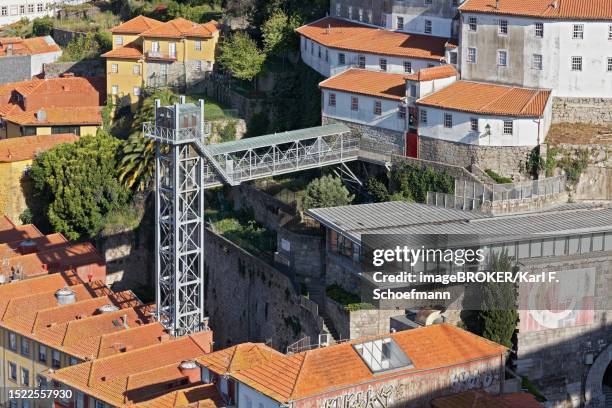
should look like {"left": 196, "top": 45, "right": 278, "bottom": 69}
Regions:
{"left": 495, "top": 0, "right": 500, "bottom": 9}
{"left": 179, "top": 360, "right": 200, "bottom": 384}
{"left": 122, "top": 314, "right": 129, "bottom": 329}
{"left": 55, "top": 287, "right": 76, "bottom": 305}
{"left": 18, "top": 239, "right": 38, "bottom": 254}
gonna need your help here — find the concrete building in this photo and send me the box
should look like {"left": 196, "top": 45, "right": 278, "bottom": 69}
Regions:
{"left": 0, "top": 75, "right": 105, "bottom": 138}
{"left": 0, "top": 134, "right": 78, "bottom": 221}
{"left": 305, "top": 201, "right": 612, "bottom": 407}
{"left": 0, "top": 36, "right": 61, "bottom": 84}
{"left": 0, "top": 0, "right": 88, "bottom": 26}
{"left": 458, "top": 0, "right": 612, "bottom": 98}
{"left": 297, "top": 17, "right": 453, "bottom": 77}
{"left": 102, "top": 15, "right": 220, "bottom": 111}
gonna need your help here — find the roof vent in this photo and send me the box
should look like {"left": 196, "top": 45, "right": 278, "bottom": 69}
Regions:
{"left": 415, "top": 309, "right": 443, "bottom": 326}
{"left": 60, "top": 72, "right": 75, "bottom": 78}
{"left": 98, "top": 304, "right": 120, "bottom": 314}
{"left": 55, "top": 287, "right": 76, "bottom": 305}
{"left": 36, "top": 109, "right": 46, "bottom": 122}
{"left": 18, "top": 239, "right": 38, "bottom": 255}
{"left": 179, "top": 360, "right": 200, "bottom": 384}
{"left": 551, "top": 0, "right": 558, "bottom": 8}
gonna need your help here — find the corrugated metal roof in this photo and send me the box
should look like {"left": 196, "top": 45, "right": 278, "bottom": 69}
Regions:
{"left": 306, "top": 202, "right": 612, "bottom": 243}
{"left": 204, "top": 124, "right": 351, "bottom": 156}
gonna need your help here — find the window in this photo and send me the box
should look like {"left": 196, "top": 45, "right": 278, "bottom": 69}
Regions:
{"left": 114, "top": 36, "right": 123, "bottom": 45}
{"left": 425, "top": 20, "right": 432, "bottom": 34}
{"left": 335, "top": 3, "right": 341, "bottom": 16}
{"left": 468, "top": 17, "right": 477, "bottom": 31}
{"left": 38, "top": 3, "right": 44, "bottom": 12}
{"left": 8, "top": 362, "right": 17, "bottom": 381}
{"left": 609, "top": 25, "right": 612, "bottom": 40}
{"left": 111, "top": 63, "right": 118, "bottom": 73}
{"left": 499, "top": 20, "right": 508, "bottom": 35}
{"left": 37, "top": 375, "right": 47, "bottom": 388}
{"left": 325, "top": 49, "right": 328, "bottom": 62}
{"left": 195, "top": 40, "right": 201, "bottom": 51}
{"left": 39, "top": 344, "right": 47, "bottom": 363}
{"left": 379, "top": 58, "right": 387, "bottom": 71}
{"left": 608, "top": 57, "right": 612, "bottom": 72}
{"left": 1, "top": 6, "right": 7, "bottom": 16}
{"left": 338, "top": 53, "right": 345, "bottom": 64}
{"left": 533, "top": 54, "right": 543, "bottom": 70}
{"left": 358, "top": 8, "right": 363, "bottom": 21}
{"left": 28, "top": 4, "right": 34, "bottom": 13}
{"left": 348, "top": 6, "right": 353, "bottom": 19}
{"left": 318, "top": 46, "right": 321, "bottom": 59}
{"left": 8, "top": 332, "right": 16, "bottom": 351}
{"left": 450, "top": 52, "right": 458, "bottom": 64}
{"left": 195, "top": 60, "right": 202, "bottom": 71}
{"left": 20, "top": 5, "right": 25, "bottom": 14}
{"left": 328, "top": 93, "right": 336, "bottom": 107}
{"left": 444, "top": 113, "right": 453, "bottom": 128}
{"left": 503, "top": 120, "right": 513, "bottom": 135}
{"left": 571, "top": 56, "right": 582, "bottom": 71}
{"left": 410, "top": 84, "right": 417, "bottom": 98}
{"left": 573, "top": 24, "right": 584, "bottom": 39}
{"left": 111, "top": 85, "right": 118, "bottom": 95}
{"left": 452, "top": 0, "right": 459, "bottom": 6}
{"left": 425, "top": 0, "right": 432, "bottom": 4}
{"left": 304, "top": 39, "right": 307, "bottom": 50}
{"left": 133, "top": 64, "right": 140, "bottom": 75}
{"left": 373, "top": 100, "right": 382, "bottom": 115}
{"left": 151, "top": 41, "right": 159, "bottom": 53}
{"left": 397, "top": 16, "right": 404, "bottom": 30}
{"left": 358, "top": 55, "right": 365, "bottom": 69}
{"left": 535, "top": 22, "right": 544, "bottom": 37}
{"left": 52, "top": 350, "right": 61, "bottom": 368}
{"left": 498, "top": 50, "right": 507, "bottom": 66}
{"left": 70, "top": 357, "right": 79, "bottom": 366}
{"left": 351, "top": 96, "right": 359, "bottom": 111}
{"left": 403, "top": 61, "right": 412, "bottom": 73}
{"left": 470, "top": 118, "right": 479, "bottom": 132}
{"left": 133, "top": 87, "right": 141, "bottom": 96}
{"left": 353, "top": 338, "right": 413, "bottom": 374}
{"left": 21, "top": 338, "right": 30, "bottom": 356}
{"left": 21, "top": 367, "right": 29, "bottom": 386}
{"left": 9, "top": 400, "right": 17, "bottom": 408}
{"left": 467, "top": 47, "right": 477, "bottom": 63}
{"left": 420, "top": 109, "right": 428, "bottom": 124}
{"left": 95, "top": 400, "right": 105, "bottom": 408}
{"left": 398, "top": 106, "right": 406, "bottom": 119}
{"left": 169, "top": 42, "right": 176, "bottom": 58}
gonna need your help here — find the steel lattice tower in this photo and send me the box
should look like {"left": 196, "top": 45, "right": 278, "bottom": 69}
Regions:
{"left": 145, "top": 97, "right": 206, "bottom": 336}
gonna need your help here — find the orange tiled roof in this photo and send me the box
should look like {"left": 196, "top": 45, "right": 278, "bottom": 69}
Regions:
{"left": 0, "top": 233, "right": 68, "bottom": 259}
{"left": 406, "top": 64, "right": 458, "bottom": 82}
{"left": 459, "top": 0, "right": 612, "bottom": 20}
{"left": 232, "top": 324, "right": 506, "bottom": 403}
{"left": 319, "top": 69, "right": 408, "bottom": 100}
{"left": 296, "top": 17, "right": 448, "bottom": 61}
{"left": 101, "top": 42, "right": 144, "bottom": 59}
{"left": 12, "top": 76, "right": 105, "bottom": 98}
{"left": 416, "top": 81, "right": 552, "bottom": 117}
{"left": 111, "top": 15, "right": 164, "bottom": 34}
{"left": 197, "top": 342, "right": 283, "bottom": 375}
{"left": 0, "top": 223, "right": 43, "bottom": 244}
{"left": 431, "top": 390, "right": 543, "bottom": 407}
{"left": 141, "top": 18, "right": 219, "bottom": 39}
{"left": 3, "top": 106, "right": 102, "bottom": 126}
{"left": 50, "top": 331, "right": 214, "bottom": 407}
{"left": 0, "top": 134, "right": 79, "bottom": 163}
{"left": 134, "top": 383, "right": 223, "bottom": 408}
{"left": 0, "top": 36, "right": 60, "bottom": 57}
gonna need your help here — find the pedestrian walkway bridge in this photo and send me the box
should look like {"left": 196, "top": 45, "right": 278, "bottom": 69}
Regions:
{"left": 145, "top": 122, "right": 360, "bottom": 188}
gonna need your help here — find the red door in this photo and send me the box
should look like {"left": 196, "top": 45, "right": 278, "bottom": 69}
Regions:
{"left": 406, "top": 131, "right": 418, "bottom": 158}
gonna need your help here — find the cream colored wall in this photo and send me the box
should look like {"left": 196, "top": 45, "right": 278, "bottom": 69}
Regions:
{"left": 143, "top": 36, "right": 186, "bottom": 61}
{"left": 184, "top": 33, "right": 219, "bottom": 62}
{"left": 0, "top": 160, "right": 31, "bottom": 223}
{"left": 112, "top": 33, "right": 139, "bottom": 49}
{"left": 106, "top": 58, "right": 145, "bottom": 110}
{"left": 35, "top": 127, "right": 52, "bottom": 135}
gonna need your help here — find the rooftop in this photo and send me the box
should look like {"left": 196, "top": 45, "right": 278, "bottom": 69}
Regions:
{"left": 296, "top": 17, "right": 448, "bottom": 61}
{"left": 431, "top": 390, "right": 543, "bottom": 407}
{"left": 3, "top": 106, "right": 102, "bottom": 126}
{"left": 232, "top": 324, "right": 505, "bottom": 403}
{"left": 406, "top": 64, "right": 458, "bottom": 82}
{"left": 196, "top": 342, "right": 283, "bottom": 375}
{"left": 134, "top": 383, "right": 223, "bottom": 408}
{"left": 140, "top": 17, "right": 219, "bottom": 38}
{"left": 50, "top": 331, "right": 214, "bottom": 407}
{"left": 460, "top": 0, "right": 612, "bottom": 20}
{"left": 416, "top": 81, "right": 552, "bottom": 118}
{"left": 306, "top": 201, "right": 612, "bottom": 244}
{"left": 0, "top": 221, "right": 43, "bottom": 244}
{"left": 0, "top": 134, "right": 79, "bottom": 163}
{"left": 101, "top": 42, "right": 144, "bottom": 59}
{"left": 12, "top": 76, "right": 105, "bottom": 99}
{"left": 110, "top": 15, "right": 164, "bottom": 34}
{"left": 319, "top": 69, "right": 408, "bottom": 100}
{"left": 0, "top": 35, "right": 60, "bottom": 57}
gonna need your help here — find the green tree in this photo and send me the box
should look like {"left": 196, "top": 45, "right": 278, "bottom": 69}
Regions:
{"left": 389, "top": 163, "right": 454, "bottom": 203}
{"left": 478, "top": 251, "right": 518, "bottom": 348}
{"left": 95, "top": 30, "right": 112, "bottom": 54}
{"left": 29, "top": 130, "right": 131, "bottom": 240}
{"left": 302, "top": 175, "right": 354, "bottom": 210}
{"left": 60, "top": 32, "right": 99, "bottom": 62}
{"left": 32, "top": 16, "right": 54, "bottom": 36}
{"left": 218, "top": 32, "right": 266, "bottom": 83}
{"left": 261, "top": 10, "right": 301, "bottom": 57}
{"left": 365, "top": 177, "right": 389, "bottom": 202}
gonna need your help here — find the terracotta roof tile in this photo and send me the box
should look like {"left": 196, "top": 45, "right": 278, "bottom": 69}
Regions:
{"left": 135, "top": 383, "right": 223, "bottom": 408}
{"left": 0, "top": 233, "right": 68, "bottom": 259}
{"left": 297, "top": 17, "right": 448, "bottom": 60}
{"left": 141, "top": 18, "right": 219, "bottom": 39}
{"left": 101, "top": 42, "right": 144, "bottom": 59}
{"left": 0, "top": 223, "right": 43, "bottom": 244}
{"left": 12, "top": 76, "right": 105, "bottom": 99}
{"left": 3, "top": 106, "right": 102, "bottom": 126}
{"left": 233, "top": 324, "right": 506, "bottom": 403}
{"left": 460, "top": 0, "right": 612, "bottom": 20}
{"left": 431, "top": 390, "right": 543, "bottom": 407}
{"left": 319, "top": 69, "right": 407, "bottom": 100}
{"left": 0, "top": 134, "right": 79, "bottom": 162}
{"left": 111, "top": 16, "right": 164, "bottom": 34}
{"left": 0, "top": 36, "right": 60, "bottom": 57}
{"left": 196, "top": 342, "right": 283, "bottom": 375}
{"left": 405, "top": 64, "right": 458, "bottom": 82}
{"left": 416, "top": 81, "right": 552, "bottom": 117}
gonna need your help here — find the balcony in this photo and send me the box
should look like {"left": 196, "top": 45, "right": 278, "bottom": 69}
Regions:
{"left": 146, "top": 51, "right": 177, "bottom": 61}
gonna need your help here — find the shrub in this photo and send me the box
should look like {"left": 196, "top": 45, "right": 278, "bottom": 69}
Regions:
{"left": 485, "top": 169, "right": 513, "bottom": 184}
{"left": 389, "top": 162, "right": 454, "bottom": 203}
{"left": 302, "top": 175, "right": 354, "bottom": 210}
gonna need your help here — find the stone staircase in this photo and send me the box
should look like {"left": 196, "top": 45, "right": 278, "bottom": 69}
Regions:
{"left": 306, "top": 281, "right": 341, "bottom": 343}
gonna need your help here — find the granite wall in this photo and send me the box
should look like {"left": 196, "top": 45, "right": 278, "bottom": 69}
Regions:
{"left": 552, "top": 97, "right": 612, "bottom": 126}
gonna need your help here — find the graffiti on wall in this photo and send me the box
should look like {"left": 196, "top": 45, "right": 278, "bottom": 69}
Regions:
{"left": 450, "top": 368, "right": 495, "bottom": 393}
{"left": 323, "top": 385, "right": 395, "bottom": 408}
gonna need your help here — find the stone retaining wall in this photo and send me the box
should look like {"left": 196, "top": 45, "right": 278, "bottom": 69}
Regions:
{"left": 322, "top": 116, "right": 405, "bottom": 156}
{"left": 552, "top": 97, "right": 612, "bottom": 126}
{"left": 325, "top": 297, "right": 401, "bottom": 341}
{"left": 43, "top": 60, "right": 105, "bottom": 78}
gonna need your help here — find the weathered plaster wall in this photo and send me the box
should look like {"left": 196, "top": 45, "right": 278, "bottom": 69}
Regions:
{"left": 0, "top": 161, "right": 30, "bottom": 224}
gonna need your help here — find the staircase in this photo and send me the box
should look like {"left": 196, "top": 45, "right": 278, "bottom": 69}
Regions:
{"left": 305, "top": 281, "right": 341, "bottom": 343}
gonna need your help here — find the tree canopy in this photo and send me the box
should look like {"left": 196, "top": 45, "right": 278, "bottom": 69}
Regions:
{"left": 261, "top": 10, "right": 301, "bottom": 56}
{"left": 302, "top": 175, "right": 354, "bottom": 210}
{"left": 218, "top": 32, "right": 266, "bottom": 82}
{"left": 29, "top": 131, "right": 131, "bottom": 240}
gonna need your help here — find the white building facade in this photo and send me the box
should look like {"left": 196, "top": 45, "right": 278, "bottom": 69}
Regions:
{"left": 459, "top": 12, "right": 612, "bottom": 98}
{"left": 0, "top": 0, "right": 88, "bottom": 26}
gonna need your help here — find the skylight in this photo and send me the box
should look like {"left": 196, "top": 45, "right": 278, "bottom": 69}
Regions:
{"left": 353, "top": 337, "right": 413, "bottom": 374}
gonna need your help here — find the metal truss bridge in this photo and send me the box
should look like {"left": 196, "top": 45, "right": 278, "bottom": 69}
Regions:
{"left": 144, "top": 98, "right": 359, "bottom": 335}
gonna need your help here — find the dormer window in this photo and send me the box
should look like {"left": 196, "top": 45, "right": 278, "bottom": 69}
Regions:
{"left": 353, "top": 337, "right": 413, "bottom": 374}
